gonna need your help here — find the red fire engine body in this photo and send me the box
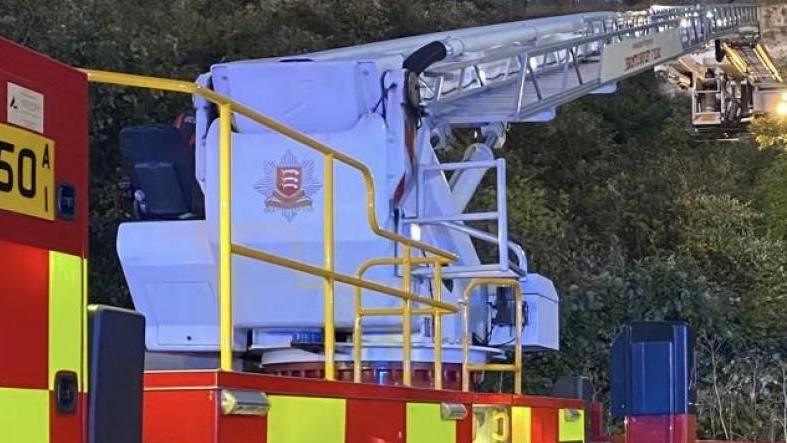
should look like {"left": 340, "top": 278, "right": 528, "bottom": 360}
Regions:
{"left": 0, "top": 38, "right": 88, "bottom": 443}
{"left": 1, "top": 3, "right": 785, "bottom": 443}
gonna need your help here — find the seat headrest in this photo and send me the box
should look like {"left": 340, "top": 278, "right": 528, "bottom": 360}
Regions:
{"left": 210, "top": 60, "right": 378, "bottom": 134}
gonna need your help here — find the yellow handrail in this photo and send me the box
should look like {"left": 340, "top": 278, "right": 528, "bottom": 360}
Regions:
{"left": 83, "top": 70, "right": 456, "bottom": 260}
{"left": 461, "top": 278, "right": 523, "bottom": 395}
{"left": 402, "top": 245, "right": 412, "bottom": 386}
{"left": 218, "top": 103, "right": 233, "bottom": 371}
{"left": 433, "top": 261, "right": 444, "bottom": 390}
{"left": 232, "top": 244, "right": 457, "bottom": 311}
{"left": 323, "top": 154, "right": 336, "bottom": 379}
{"left": 353, "top": 255, "right": 453, "bottom": 389}
{"left": 82, "top": 69, "right": 459, "bottom": 379}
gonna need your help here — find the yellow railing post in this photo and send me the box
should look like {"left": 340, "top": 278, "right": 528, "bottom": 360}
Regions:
{"left": 352, "top": 290, "right": 363, "bottom": 383}
{"left": 218, "top": 103, "right": 233, "bottom": 372}
{"left": 433, "top": 262, "right": 443, "bottom": 390}
{"left": 353, "top": 257, "right": 454, "bottom": 387}
{"left": 324, "top": 154, "right": 336, "bottom": 381}
{"left": 513, "top": 283, "right": 523, "bottom": 394}
{"left": 402, "top": 245, "right": 412, "bottom": 387}
{"left": 461, "top": 294, "right": 471, "bottom": 392}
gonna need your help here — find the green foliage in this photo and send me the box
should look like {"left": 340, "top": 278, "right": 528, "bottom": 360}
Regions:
{"left": 759, "top": 153, "right": 787, "bottom": 238}
{"left": 3, "top": 1, "right": 787, "bottom": 439}
{"left": 752, "top": 115, "right": 787, "bottom": 149}
{"left": 485, "top": 69, "right": 787, "bottom": 440}
{"left": 697, "top": 337, "right": 787, "bottom": 441}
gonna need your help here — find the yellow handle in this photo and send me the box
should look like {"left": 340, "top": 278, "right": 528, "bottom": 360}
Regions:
{"left": 492, "top": 410, "right": 510, "bottom": 442}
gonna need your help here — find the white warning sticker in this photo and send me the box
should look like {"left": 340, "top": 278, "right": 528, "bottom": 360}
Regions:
{"left": 600, "top": 29, "right": 685, "bottom": 83}
{"left": 7, "top": 82, "right": 44, "bottom": 133}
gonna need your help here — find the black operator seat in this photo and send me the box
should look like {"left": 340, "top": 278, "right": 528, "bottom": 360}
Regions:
{"left": 119, "top": 124, "right": 205, "bottom": 221}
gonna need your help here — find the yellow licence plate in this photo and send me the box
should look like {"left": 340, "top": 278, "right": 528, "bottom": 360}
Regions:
{"left": 0, "top": 123, "right": 55, "bottom": 220}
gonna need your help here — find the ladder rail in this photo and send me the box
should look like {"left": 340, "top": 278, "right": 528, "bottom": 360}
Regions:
{"left": 423, "top": 18, "right": 669, "bottom": 105}
{"left": 423, "top": 4, "right": 759, "bottom": 125}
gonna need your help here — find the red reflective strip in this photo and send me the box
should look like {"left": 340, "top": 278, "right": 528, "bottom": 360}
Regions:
{"left": 50, "top": 392, "right": 85, "bottom": 443}
{"left": 456, "top": 408, "right": 473, "bottom": 443}
{"left": 626, "top": 415, "right": 695, "bottom": 443}
{"left": 393, "top": 109, "right": 418, "bottom": 205}
{"left": 0, "top": 239, "right": 48, "bottom": 389}
{"left": 219, "top": 414, "right": 266, "bottom": 443}
{"left": 393, "top": 178, "right": 406, "bottom": 204}
{"left": 144, "top": 390, "right": 217, "bottom": 443}
{"left": 346, "top": 399, "right": 405, "bottom": 443}
{"left": 531, "top": 408, "right": 558, "bottom": 443}
{"left": 404, "top": 111, "right": 416, "bottom": 165}
{"left": 589, "top": 402, "right": 611, "bottom": 441}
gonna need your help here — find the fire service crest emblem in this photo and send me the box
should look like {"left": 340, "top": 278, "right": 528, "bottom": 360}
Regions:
{"left": 255, "top": 150, "right": 322, "bottom": 221}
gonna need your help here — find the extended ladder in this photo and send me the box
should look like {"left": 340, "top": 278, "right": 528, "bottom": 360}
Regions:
{"left": 420, "top": 4, "right": 760, "bottom": 125}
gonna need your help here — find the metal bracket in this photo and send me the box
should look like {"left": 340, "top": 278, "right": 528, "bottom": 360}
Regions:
{"left": 220, "top": 389, "right": 270, "bottom": 416}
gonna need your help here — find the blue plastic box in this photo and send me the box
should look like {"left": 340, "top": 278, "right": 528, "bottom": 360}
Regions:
{"left": 611, "top": 321, "right": 695, "bottom": 417}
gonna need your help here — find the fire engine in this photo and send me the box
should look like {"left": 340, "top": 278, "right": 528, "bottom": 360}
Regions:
{"left": 0, "top": 3, "right": 785, "bottom": 443}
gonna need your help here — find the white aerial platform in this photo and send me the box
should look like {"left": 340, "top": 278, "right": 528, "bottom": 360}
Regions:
{"left": 117, "top": 4, "right": 761, "bottom": 368}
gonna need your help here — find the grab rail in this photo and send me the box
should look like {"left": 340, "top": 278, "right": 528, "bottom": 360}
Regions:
{"left": 353, "top": 254, "right": 453, "bottom": 389}
{"left": 461, "top": 278, "right": 523, "bottom": 395}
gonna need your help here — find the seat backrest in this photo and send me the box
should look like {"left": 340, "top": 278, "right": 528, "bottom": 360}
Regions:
{"left": 119, "top": 124, "right": 204, "bottom": 219}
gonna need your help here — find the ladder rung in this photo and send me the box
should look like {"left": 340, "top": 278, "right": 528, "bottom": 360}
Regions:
{"left": 406, "top": 212, "right": 499, "bottom": 224}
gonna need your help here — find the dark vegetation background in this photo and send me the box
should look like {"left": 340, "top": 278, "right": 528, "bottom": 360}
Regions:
{"left": 3, "top": 0, "right": 787, "bottom": 439}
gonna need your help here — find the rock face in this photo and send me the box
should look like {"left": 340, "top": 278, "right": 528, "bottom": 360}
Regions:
{"left": 761, "top": 4, "right": 787, "bottom": 60}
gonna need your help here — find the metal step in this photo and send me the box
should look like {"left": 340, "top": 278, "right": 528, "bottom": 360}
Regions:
{"left": 431, "top": 61, "right": 602, "bottom": 124}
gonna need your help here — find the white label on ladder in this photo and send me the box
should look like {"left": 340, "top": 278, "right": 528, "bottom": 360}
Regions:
{"left": 601, "top": 29, "right": 684, "bottom": 83}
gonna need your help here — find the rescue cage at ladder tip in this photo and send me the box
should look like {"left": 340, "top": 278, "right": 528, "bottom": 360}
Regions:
{"left": 1, "top": 2, "right": 787, "bottom": 443}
